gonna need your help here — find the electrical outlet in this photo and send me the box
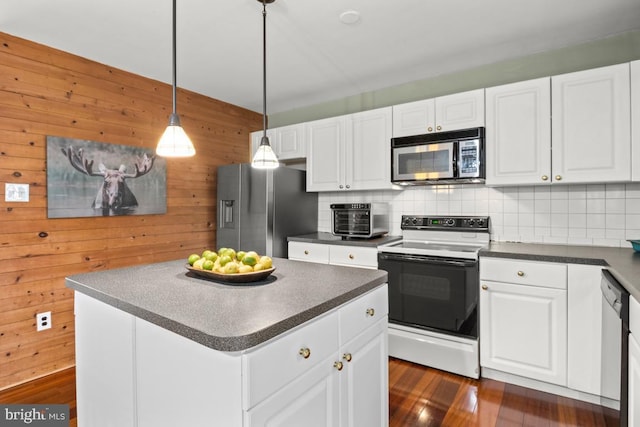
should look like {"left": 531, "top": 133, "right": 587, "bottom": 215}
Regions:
{"left": 36, "top": 311, "right": 52, "bottom": 331}
{"left": 5, "top": 183, "right": 29, "bottom": 202}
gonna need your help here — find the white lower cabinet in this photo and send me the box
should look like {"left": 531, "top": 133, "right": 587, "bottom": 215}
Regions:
{"left": 289, "top": 241, "right": 378, "bottom": 269}
{"left": 629, "top": 296, "right": 640, "bottom": 425}
{"left": 75, "top": 285, "right": 388, "bottom": 427}
{"left": 480, "top": 258, "right": 568, "bottom": 386}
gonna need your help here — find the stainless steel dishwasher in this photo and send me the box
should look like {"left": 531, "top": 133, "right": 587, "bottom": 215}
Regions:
{"left": 601, "top": 269, "right": 630, "bottom": 427}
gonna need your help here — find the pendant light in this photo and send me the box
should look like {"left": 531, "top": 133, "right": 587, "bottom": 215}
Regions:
{"left": 251, "top": 0, "right": 279, "bottom": 169}
{"left": 156, "top": 0, "right": 196, "bottom": 157}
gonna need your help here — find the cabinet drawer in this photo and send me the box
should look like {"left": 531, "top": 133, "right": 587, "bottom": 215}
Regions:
{"left": 339, "top": 285, "right": 388, "bottom": 344}
{"left": 242, "top": 310, "right": 339, "bottom": 410}
{"left": 480, "top": 257, "right": 567, "bottom": 289}
{"left": 329, "top": 245, "right": 378, "bottom": 269}
{"left": 288, "top": 242, "right": 329, "bottom": 264}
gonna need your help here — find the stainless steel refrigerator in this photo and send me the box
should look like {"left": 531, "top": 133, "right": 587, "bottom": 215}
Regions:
{"left": 216, "top": 163, "right": 318, "bottom": 258}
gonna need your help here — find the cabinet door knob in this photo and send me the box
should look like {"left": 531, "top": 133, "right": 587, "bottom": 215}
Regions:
{"left": 555, "top": 175, "right": 562, "bottom": 181}
{"left": 366, "top": 308, "right": 375, "bottom": 317}
{"left": 436, "top": 125, "right": 442, "bottom": 131}
{"left": 299, "top": 347, "right": 311, "bottom": 359}
{"left": 345, "top": 185, "right": 351, "bottom": 189}
{"left": 427, "top": 126, "right": 433, "bottom": 132}
{"left": 517, "top": 271, "right": 525, "bottom": 277}
{"left": 304, "top": 250, "right": 309, "bottom": 255}
{"left": 481, "top": 284, "right": 488, "bottom": 290}
{"left": 334, "top": 361, "right": 344, "bottom": 371}
{"left": 343, "top": 353, "right": 352, "bottom": 362}
{"left": 348, "top": 254, "right": 354, "bottom": 260}
{"left": 339, "top": 184, "right": 344, "bottom": 189}
{"left": 541, "top": 175, "right": 549, "bottom": 181}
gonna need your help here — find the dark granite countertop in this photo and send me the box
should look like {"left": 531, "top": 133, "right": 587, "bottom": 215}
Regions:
{"left": 288, "top": 232, "right": 402, "bottom": 247}
{"left": 481, "top": 242, "right": 640, "bottom": 301}
{"left": 66, "top": 258, "right": 387, "bottom": 352}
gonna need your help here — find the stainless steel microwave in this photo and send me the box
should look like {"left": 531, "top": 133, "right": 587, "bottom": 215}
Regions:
{"left": 391, "top": 127, "right": 485, "bottom": 185}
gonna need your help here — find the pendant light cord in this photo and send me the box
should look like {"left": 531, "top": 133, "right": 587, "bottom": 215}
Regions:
{"left": 172, "top": 0, "right": 178, "bottom": 115}
{"left": 262, "top": 0, "right": 268, "bottom": 139}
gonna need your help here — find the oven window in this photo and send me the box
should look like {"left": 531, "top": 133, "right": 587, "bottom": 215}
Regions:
{"left": 379, "top": 254, "right": 478, "bottom": 338}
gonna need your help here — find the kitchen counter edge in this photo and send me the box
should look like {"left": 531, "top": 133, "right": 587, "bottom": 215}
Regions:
{"left": 288, "top": 232, "right": 402, "bottom": 247}
{"left": 66, "top": 258, "right": 387, "bottom": 352}
{"left": 480, "top": 242, "right": 640, "bottom": 301}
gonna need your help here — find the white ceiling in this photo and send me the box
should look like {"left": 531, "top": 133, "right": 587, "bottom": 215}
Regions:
{"left": 3, "top": 0, "right": 640, "bottom": 115}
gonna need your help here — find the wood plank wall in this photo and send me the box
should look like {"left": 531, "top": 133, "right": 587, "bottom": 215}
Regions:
{"left": 0, "top": 32, "right": 262, "bottom": 390}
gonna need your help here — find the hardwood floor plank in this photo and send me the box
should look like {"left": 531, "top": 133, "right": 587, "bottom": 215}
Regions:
{"left": 0, "top": 358, "right": 621, "bottom": 427}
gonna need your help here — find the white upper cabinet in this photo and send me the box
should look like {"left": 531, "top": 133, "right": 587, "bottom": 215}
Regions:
{"left": 392, "top": 89, "right": 485, "bottom": 137}
{"left": 251, "top": 123, "right": 306, "bottom": 162}
{"left": 306, "top": 115, "right": 347, "bottom": 191}
{"left": 551, "top": 63, "right": 631, "bottom": 183}
{"left": 485, "top": 77, "right": 551, "bottom": 186}
{"left": 275, "top": 123, "right": 306, "bottom": 160}
{"left": 307, "top": 107, "right": 395, "bottom": 192}
{"left": 632, "top": 60, "right": 640, "bottom": 181}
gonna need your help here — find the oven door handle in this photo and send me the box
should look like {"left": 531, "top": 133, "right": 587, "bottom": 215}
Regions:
{"left": 378, "top": 252, "right": 477, "bottom": 267}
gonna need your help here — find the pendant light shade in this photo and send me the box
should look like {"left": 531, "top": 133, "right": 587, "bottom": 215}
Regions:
{"left": 251, "top": 0, "right": 279, "bottom": 169}
{"left": 156, "top": 0, "right": 196, "bottom": 158}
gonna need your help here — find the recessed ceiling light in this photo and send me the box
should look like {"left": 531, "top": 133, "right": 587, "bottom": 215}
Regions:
{"left": 339, "top": 10, "right": 361, "bottom": 25}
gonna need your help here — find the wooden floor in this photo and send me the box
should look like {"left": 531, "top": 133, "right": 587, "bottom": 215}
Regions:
{"left": 0, "top": 359, "right": 619, "bottom": 426}
{"left": 389, "top": 357, "right": 619, "bottom": 427}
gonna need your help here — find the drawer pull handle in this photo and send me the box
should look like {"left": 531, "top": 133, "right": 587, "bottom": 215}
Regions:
{"left": 334, "top": 361, "right": 344, "bottom": 371}
{"left": 366, "top": 308, "right": 375, "bottom": 317}
{"left": 427, "top": 126, "right": 433, "bottom": 132}
{"left": 555, "top": 175, "right": 562, "bottom": 181}
{"left": 304, "top": 250, "right": 309, "bottom": 255}
{"left": 541, "top": 175, "right": 548, "bottom": 181}
{"left": 299, "top": 347, "right": 311, "bottom": 359}
{"left": 481, "top": 284, "right": 488, "bottom": 290}
{"left": 517, "top": 271, "right": 524, "bottom": 277}
{"left": 348, "top": 254, "right": 354, "bottom": 260}
{"left": 436, "top": 125, "right": 442, "bottom": 131}
{"left": 343, "top": 353, "right": 352, "bottom": 362}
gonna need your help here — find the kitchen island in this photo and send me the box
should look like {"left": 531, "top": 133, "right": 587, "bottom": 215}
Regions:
{"left": 66, "top": 258, "right": 389, "bottom": 427}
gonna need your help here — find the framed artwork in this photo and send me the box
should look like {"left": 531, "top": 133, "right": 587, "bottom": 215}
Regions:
{"left": 46, "top": 136, "right": 167, "bottom": 218}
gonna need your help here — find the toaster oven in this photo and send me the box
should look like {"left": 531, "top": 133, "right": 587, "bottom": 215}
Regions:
{"left": 330, "top": 203, "right": 389, "bottom": 238}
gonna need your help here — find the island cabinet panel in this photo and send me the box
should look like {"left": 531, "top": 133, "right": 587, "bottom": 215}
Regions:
{"left": 74, "top": 292, "right": 136, "bottom": 427}
{"left": 74, "top": 283, "right": 388, "bottom": 427}
{"left": 243, "top": 311, "right": 340, "bottom": 409}
{"left": 135, "top": 318, "right": 243, "bottom": 427}
{"left": 339, "top": 318, "right": 388, "bottom": 427}
{"left": 244, "top": 355, "right": 340, "bottom": 426}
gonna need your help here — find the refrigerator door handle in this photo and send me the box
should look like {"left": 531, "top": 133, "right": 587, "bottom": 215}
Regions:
{"left": 220, "top": 200, "right": 235, "bottom": 229}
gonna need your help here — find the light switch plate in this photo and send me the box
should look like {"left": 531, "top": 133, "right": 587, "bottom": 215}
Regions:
{"left": 5, "top": 183, "right": 29, "bottom": 202}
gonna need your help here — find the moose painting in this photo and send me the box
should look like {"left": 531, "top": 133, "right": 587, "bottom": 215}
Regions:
{"left": 46, "top": 136, "right": 167, "bottom": 218}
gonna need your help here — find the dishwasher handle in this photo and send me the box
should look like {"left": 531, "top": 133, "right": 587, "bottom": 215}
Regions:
{"left": 601, "top": 269, "right": 624, "bottom": 319}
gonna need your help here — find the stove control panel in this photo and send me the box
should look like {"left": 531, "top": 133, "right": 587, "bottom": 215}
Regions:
{"left": 401, "top": 216, "right": 490, "bottom": 231}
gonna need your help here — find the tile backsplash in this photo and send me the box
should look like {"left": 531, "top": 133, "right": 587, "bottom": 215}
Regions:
{"left": 317, "top": 183, "right": 640, "bottom": 248}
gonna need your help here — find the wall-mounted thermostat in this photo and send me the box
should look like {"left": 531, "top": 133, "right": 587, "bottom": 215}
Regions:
{"left": 5, "top": 183, "right": 29, "bottom": 202}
